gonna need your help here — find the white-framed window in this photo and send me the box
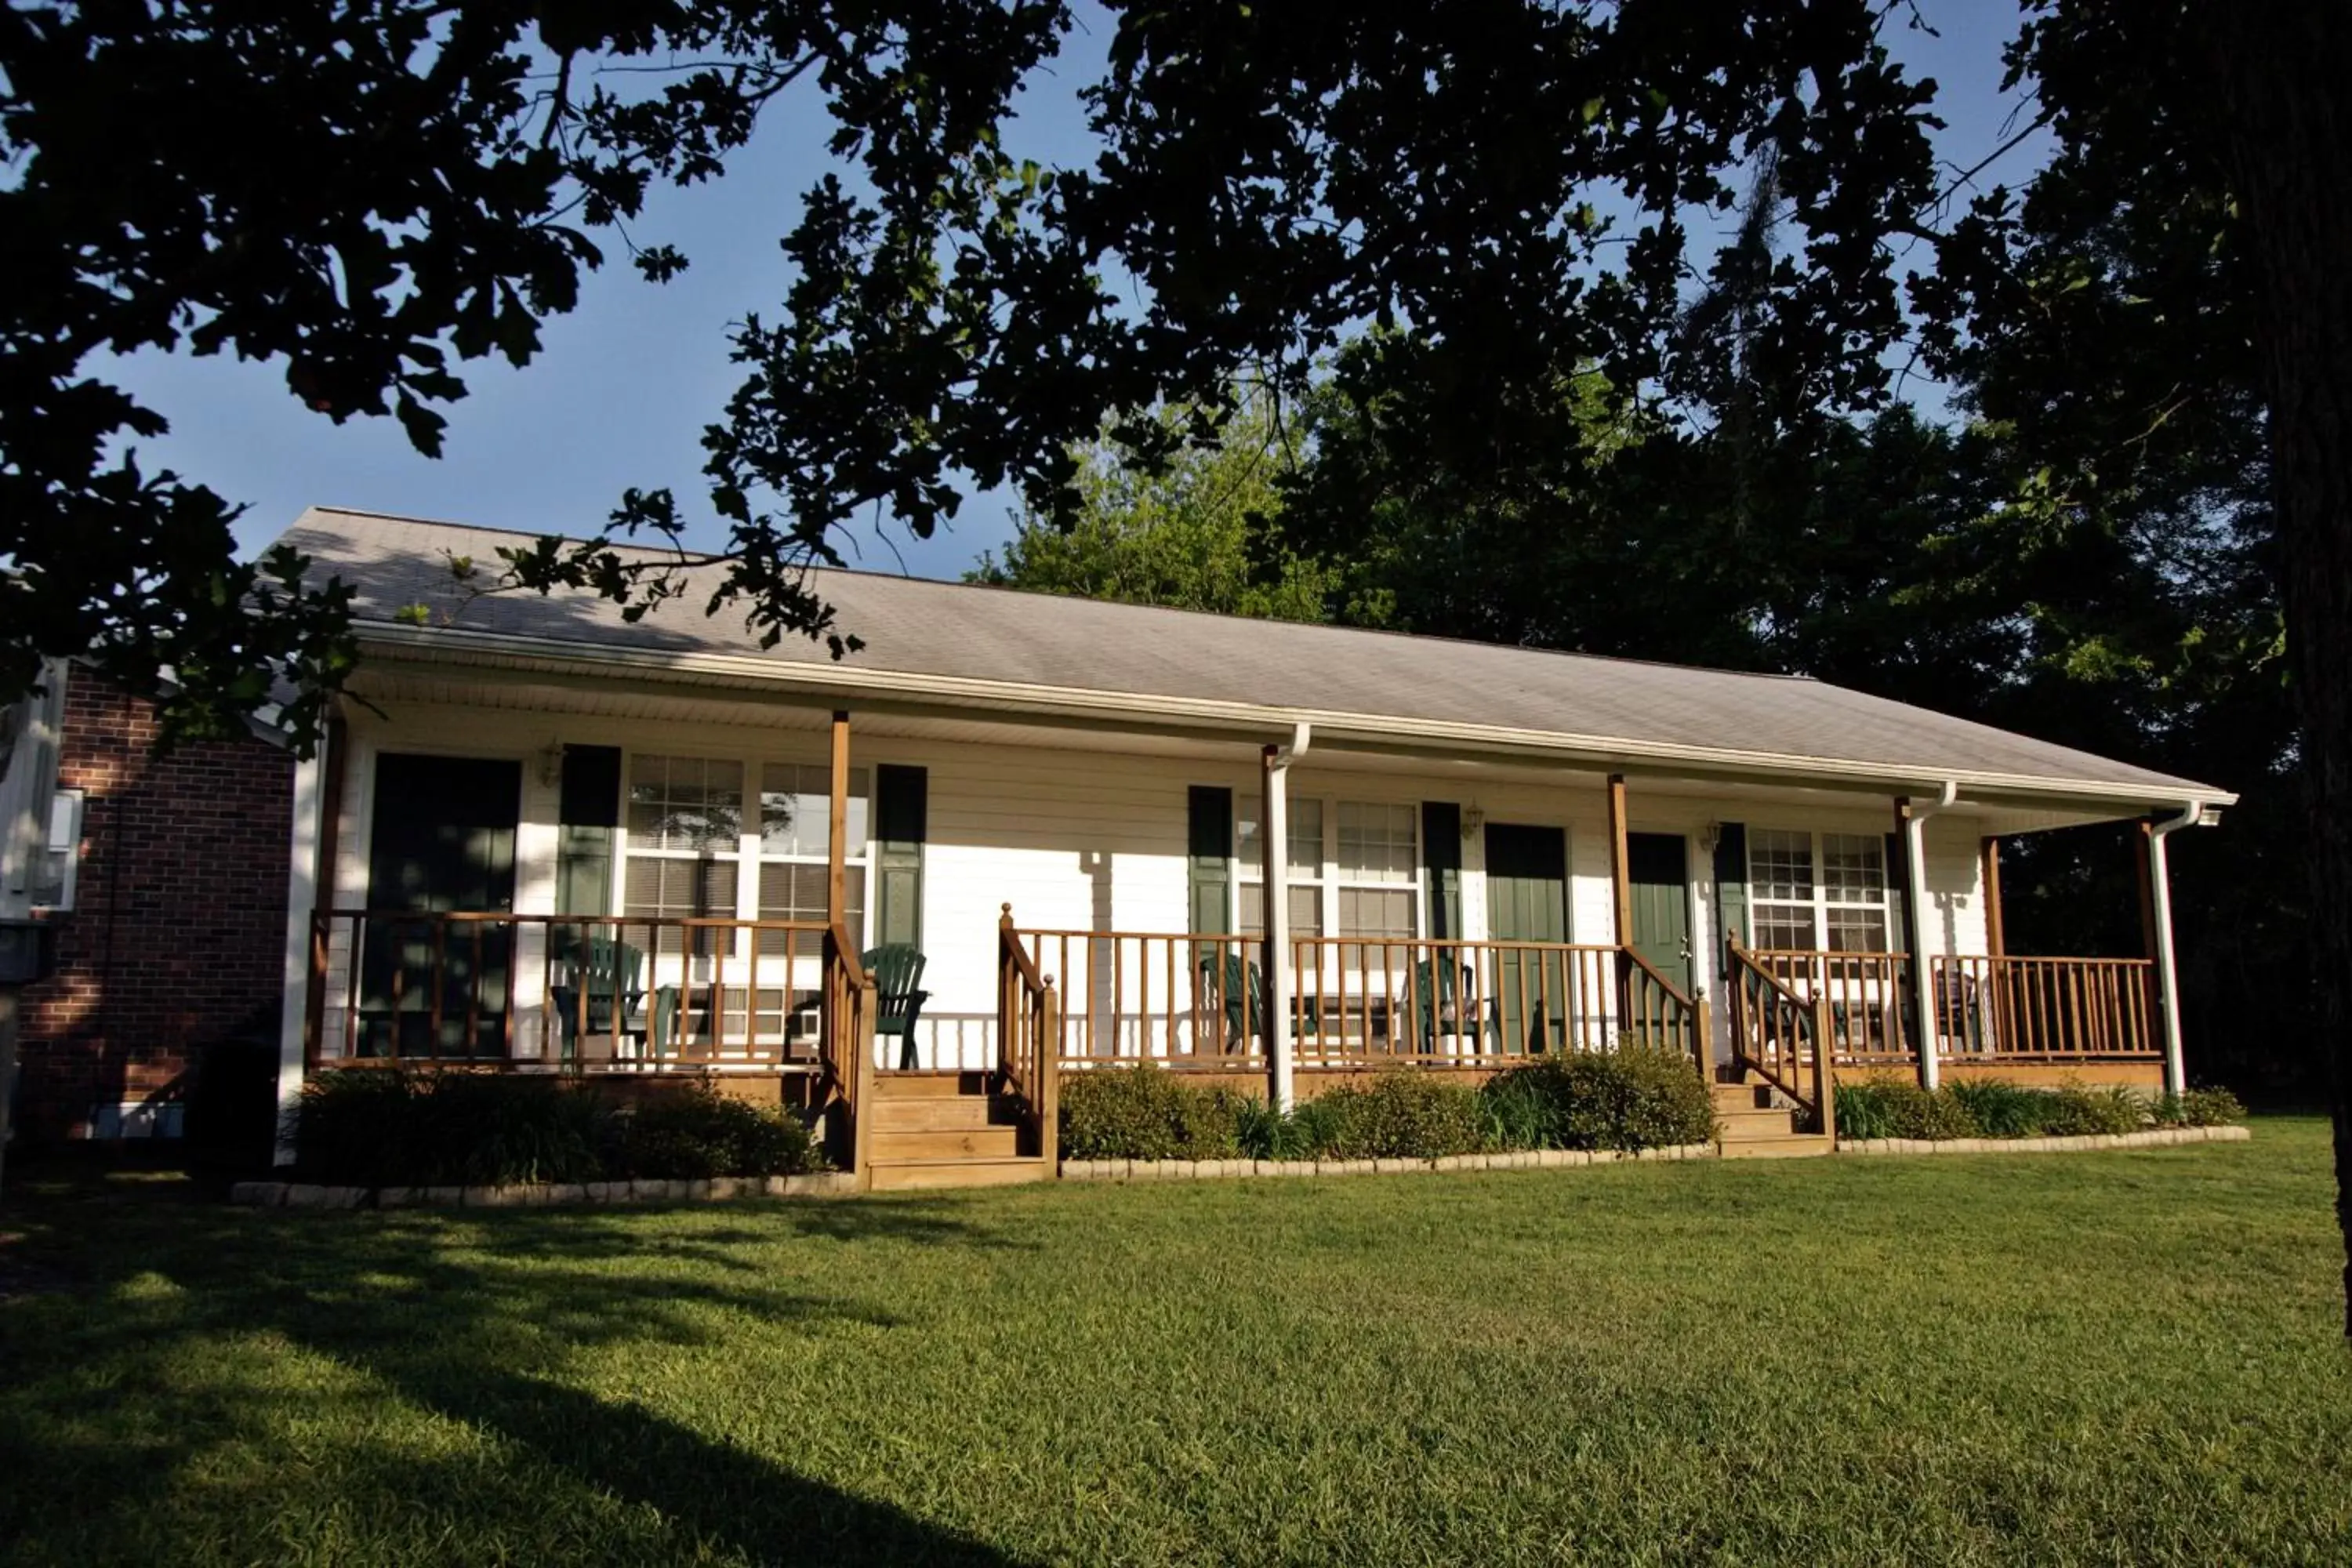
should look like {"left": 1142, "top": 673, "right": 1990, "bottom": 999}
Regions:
{"left": 757, "top": 762, "right": 869, "bottom": 954}
{"left": 621, "top": 754, "right": 869, "bottom": 954}
{"left": 28, "top": 789, "right": 83, "bottom": 911}
{"left": 1238, "top": 796, "right": 1420, "bottom": 939}
{"left": 1748, "top": 829, "right": 1893, "bottom": 952}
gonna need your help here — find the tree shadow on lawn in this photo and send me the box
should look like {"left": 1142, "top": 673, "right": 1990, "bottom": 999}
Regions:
{"left": 3, "top": 1196, "right": 1038, "bottom": 1566}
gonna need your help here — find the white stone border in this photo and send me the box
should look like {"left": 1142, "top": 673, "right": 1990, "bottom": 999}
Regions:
{"left": 1059, "top": 1145, "right": 1716, "bottom": 1181}
{"left": 1835, "top": 1125, "right": 2250, "bottom": 1156}
{"left": 229, "top": 1173, "right": 860, "bottom": 1209}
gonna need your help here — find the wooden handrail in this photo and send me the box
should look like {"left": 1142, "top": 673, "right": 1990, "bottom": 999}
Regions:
{"left": 1622, "top": 945, "right": 1696, "bottom": 1008}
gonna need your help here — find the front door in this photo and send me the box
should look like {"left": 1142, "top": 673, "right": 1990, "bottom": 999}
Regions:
{"left": 361, "top": 753, "right": 521, "bottom": 1057}
{"left": 1486, "top": 823, "right": 1568, "bottom": 1052}
{"left": 1626, "top": 832, "right": 1694, "bottom": 996}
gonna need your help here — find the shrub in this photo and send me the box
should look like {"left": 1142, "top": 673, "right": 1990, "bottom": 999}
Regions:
{"left": 1831, "top": 1078, "right": 1977, "bottom": 1142}
{"left": 1479, "top": 1047, "right": 1717, "bottom": 1152}
{"left": 292, "top": 1070, "right": 615, "bottom": 1186}
{"left": 1296, "top": 1073, "right": 1487, "bottom": 1160}
{"left": 183, "top": 1033, "right": 288, "bottom": 1176}
{"left": 1943, "top": 1079, "right": 2053, "bottom": 1138}
{"left": 616, "top": 1087, "right": 822, "bottom": 1179}
{"left": 2039, "top": 1083, "right": 2149, "bottom": 1138}
{"left": 2176, "top": 1086, "right": 2249, "bottom": 1127}
{"left": 1058, "top": 1067, "right": 1245, "bottom": 1161}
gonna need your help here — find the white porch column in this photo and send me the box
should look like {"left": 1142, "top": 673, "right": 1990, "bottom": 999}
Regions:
{"left": 2147, "top": 804, "right": 2200, "bottom": 1096}
{"left": 1898, "top": 782, "right": 1958, "bottom": 1093}
{"left": 273, "top": 750, "right": 325, "bottom": 1165}
{"left": 1262, "top": 723, "right": 1311, "bottom": 1112}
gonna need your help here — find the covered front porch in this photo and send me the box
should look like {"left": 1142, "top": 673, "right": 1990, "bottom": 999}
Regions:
{"left": 286, "top": 687, "right": 2200, "bottom": 1183}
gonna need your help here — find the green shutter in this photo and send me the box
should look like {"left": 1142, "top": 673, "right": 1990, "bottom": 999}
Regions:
{"left": 874, "top": 764, "right": 927, "bottom": 949}
{"left": 1711, "top": 821, "right": 1748, "bottom": 975}
{"left": 555, "top": 745, "right": 620, "bottom": 916}
{"left": 1422, "top": 802, "right": 1463, "bottom": 939}
{"left": 1189, "top": 786, "right": 1233, "bottom": 935}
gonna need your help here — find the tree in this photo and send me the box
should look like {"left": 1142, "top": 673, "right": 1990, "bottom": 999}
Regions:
{"left": 970, "top": 392, "right": 1336, "bottom": 620}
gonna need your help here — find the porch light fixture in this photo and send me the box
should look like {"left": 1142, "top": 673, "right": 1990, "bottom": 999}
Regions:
{"left": 1461, "top": 805, "right": 1484, "bottom": 838}
{"left": 537, "top": 742, "right": 566, "bottom": 789}
{"left": 1700, "top": 821, "right": 1722, "bottom": 854}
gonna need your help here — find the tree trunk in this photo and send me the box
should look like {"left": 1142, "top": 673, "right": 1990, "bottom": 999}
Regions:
{"left": 2205, "top": 1, "right": 2352, "bottom": 1334}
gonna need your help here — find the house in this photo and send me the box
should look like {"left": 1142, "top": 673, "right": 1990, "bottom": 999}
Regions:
{"left": 1, "top": 667, "right": 295, "bottom": 1143}
{"left": 223, "top": 505, "right": 2231, "bottom": 1187}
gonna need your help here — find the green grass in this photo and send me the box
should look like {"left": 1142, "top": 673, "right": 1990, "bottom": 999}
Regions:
{"left": 2, "top": 1120, "right": 2347, "bottom": 1566}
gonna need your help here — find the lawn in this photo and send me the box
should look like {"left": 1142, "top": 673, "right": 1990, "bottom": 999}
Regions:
{"left": 2, "top": 1120, "right": 2347, "bottom": 1566}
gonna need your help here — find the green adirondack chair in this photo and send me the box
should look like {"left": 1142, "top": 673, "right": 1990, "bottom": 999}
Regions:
{"left": 551, "top": 935, "right": 681, "bottom": 1059}
{"left": 1411, "top": 956, "right": 1495, "bottom": 1055}
{"left": 862, "top": 944, "right": 931, "bottom": 1069}
{"left": 1196, "top": 949, "right": 1266, "bottom": 1053}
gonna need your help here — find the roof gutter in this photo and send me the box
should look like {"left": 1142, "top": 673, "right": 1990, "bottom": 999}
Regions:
{"left": 347, "top": 622, "right": 2237, "bottom": 813}
{"left": 2146, "top": 799, "right": 2206, "bottom": 1094}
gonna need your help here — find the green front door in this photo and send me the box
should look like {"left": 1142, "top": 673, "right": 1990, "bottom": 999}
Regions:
{"left": 1486, "top": 823, "right": 1568, "bottom": 1052}
{"left": 1626, "top": 832, "right": 1693, "bottom": 995}
{"left": 361, "top": 754, "right": 521, "bottom": 1057}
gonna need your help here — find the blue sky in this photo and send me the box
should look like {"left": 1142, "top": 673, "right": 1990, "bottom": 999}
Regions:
{"left": 103, "top": 3, "right": 2048, "bottom": 583}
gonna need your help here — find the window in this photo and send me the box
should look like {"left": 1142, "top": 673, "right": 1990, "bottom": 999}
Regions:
{"left": 27, "top": 789, "right": 82, "bottom": 910}
{"left": 1238, "top": 795, "right": 1323, "bottom": 936}
{"left": 757, "top": 763, "right": 868, "bottom": 953}
{"left": 1336, "top": 800, "right": 1415, "bottom": 938}
{"left": 1747, "top": 829, "right": 1893, "bottom": 952}
{"left": 1239, "top": 796, "right": 1420, "bottom": 939}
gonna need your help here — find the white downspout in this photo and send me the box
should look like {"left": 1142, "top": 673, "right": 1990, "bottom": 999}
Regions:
{"left": 1262, "top": 721, "right": 1311, "bottom": 1112}
{"left": 1904, "top": 781, "right": 1960, "bottom": 1091}
{"left": 2147, "top": 800, "right": 2202, "bottom": 1097}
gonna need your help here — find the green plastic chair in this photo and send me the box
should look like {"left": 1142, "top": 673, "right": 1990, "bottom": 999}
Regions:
{"left": 1410, "top": 956, "right": 1496, "bottom": 1054}
{"left": 1196, "top": 949, "right": 1275, "bottom": 1052}
{"left": 552, "top": 935, "right": 681, "bottom": 1060}
{"left": 862, "top": 944, "right": 931, "bottom": 1069}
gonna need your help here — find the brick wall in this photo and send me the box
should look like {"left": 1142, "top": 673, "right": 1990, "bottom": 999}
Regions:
{"left": 16, "top": 674, "right": 295, "bottom": 1140}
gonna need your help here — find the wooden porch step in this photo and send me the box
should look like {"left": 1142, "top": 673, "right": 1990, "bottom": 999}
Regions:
{"left": 1719, "top": 1134, "right": 1836, "bottom": 1160}
{"left": 869, "top": 1126, "right": 1022, "bottom": 1161}
{"left": 870, "top": 1070, "right": 995, "bottom": 1100}
{"left": 866, "top": 1094, "right": 1018, "bottom": 1133}
{"left": 1718, "top": 1110, "right": 1808, "bottom": 1142}
{"left": 867, "top": 1156, "right": 1054, "bottom": 1192}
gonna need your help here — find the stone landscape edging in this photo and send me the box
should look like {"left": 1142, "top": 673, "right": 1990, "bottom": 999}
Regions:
{"left": 1058, "top": 1144, "right": 1718, "bottom": 1181}
{"left": 1835, "top": 1124, "right": 2250, "bottom": 1156}
{"left": 229, "top": 1172, "right": 860, "bottom": 1209}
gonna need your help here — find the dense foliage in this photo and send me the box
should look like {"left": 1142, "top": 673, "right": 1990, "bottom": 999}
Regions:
{"left": 1058, "top": 1057, "right": 1715, "bottom": 1163}
{"left": 289, "top": 1073, "right": 822, "bottom": 1187}
{"left": 1831, "top": 1076, "right": 2246, "bottom": 1142}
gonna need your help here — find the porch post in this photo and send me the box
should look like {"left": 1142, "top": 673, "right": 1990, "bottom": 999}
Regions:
{"left": 1980, "top": 837, "right": 2005, "bottom": 958}
{"left": 828, "top": 710, "right": 851, "bottom": 928}
{"left": 1262, "top": 742, "right": 1295, "bottom": 1111}
{"left": 274, "top": 716, "right": 343, "bottom": 1165}
{"left": 1606, "top": 773, "right": 1632, "bottom": 1026}
{"left": 2146, "top": 815, "right": 2190, "bottom": 1095}
{"left": 1896, "top": 797, "right": 1940, "bottom": 1091}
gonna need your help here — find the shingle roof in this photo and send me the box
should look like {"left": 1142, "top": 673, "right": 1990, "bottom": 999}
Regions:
{"left": 274, "top": 506, "right": 2226, "bottom": 803}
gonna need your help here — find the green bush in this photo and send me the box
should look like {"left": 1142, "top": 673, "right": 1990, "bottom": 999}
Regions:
{"left": 292, "top": 1070, "right": 615, "bottom": 1186}
{"left": 2176, "top": 1086, "right": 2249, "bottom": 1127}
{"left": 1479, "top": 1047, "right": 1717, "bottom": 1152}
{"left": 1831, "top": 1078, "right": 1978, "bottom": 1141}
{"left": 1058, "top": 1067, "right": 1247, "bottom": 1161}
{"left": 1296, "top": 1073, "right": 1487, "bottom": 1160}
{"left": 292, "top": 1072, "right": 821, "bottom": 1185}
{"left": 2040, "top": 1083, "right": 2149, "bottom": 1138}
{"left": 615, "top": 1087, "right": 821, "bottom": 1179}
{"left": 1943, "top": 1078, "right": 2051, "bottom": 1138}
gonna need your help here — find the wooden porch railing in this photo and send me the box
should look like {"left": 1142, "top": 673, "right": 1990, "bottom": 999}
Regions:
{"left": 1743, "top": 949, "right": 1914, "bottom": 1063}
{"left": 1001, "top": 923, "right": 1704, "bottom": 1078}
{"left": 1929, "top": 954, "right": 2158, "bottom": 1060}
{"left": 303, "top": 909, "right": 834, "bottom": 1070}
{"left": 996, "top": 907, "right": 1061, "bottom": 1161}
{"left": 1727, "top": 942, "right": 1835, "bottom": 1136}
{"left": 821, "top": 923, "right": 877, "bottom": 1178}
{"left": 1008, "top": 927, "right": 1267, "bottom": 1065}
